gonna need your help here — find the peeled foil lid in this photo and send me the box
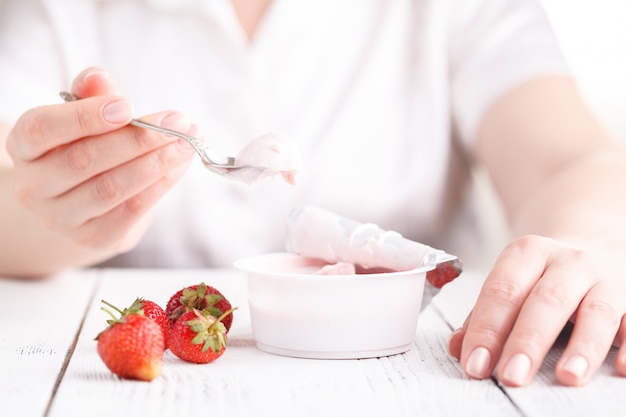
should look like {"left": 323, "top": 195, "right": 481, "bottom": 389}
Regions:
{"left": 286, "top": 205, "right": 463, "bottom": 281}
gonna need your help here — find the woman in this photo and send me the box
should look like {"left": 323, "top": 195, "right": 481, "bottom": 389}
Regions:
{"left": 1, "top": 0, "right": 625, "bottom": 387}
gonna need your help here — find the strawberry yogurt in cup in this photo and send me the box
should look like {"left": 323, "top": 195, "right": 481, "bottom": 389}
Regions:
{"left": 236, "top": 252, "right": 430, "bottom": 359}
{"left": 234, "top": 206, "right": 462, "bottom": 359}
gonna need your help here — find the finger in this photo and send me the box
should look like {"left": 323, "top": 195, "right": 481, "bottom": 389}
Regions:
{"left": 616, "top": 316, "right": 626, "bottom": 376}
{"left": 459, "top": 235, "right": 550, "bottom": 380}
{"left": 65, "top": 157, "right": 193, "bottom": 252}
{"left": 553, "top": 283, "right": 622, "bottom": 386}
{"left": 495, "top": 254, "right": 598, "bottom": 386}
{"left": 448, "top": 310, "right": 472, "bottom": 359}
{"left": 24, "top": 112, "right": 191, "bottom": 200}
{"left": 40, "top": 125, "right": 196, "bottom": 233}
{"left": 71, "top": 67, "right": 121, "bottom": 98}
{"left": 8, "top": 96, "right": 134, "bottom": 162}
{"left": 448, "top": 328, "right": 465, "bottom": 360}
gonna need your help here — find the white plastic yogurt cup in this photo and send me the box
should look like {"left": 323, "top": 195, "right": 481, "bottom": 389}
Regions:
{"left": 234, "top": 252, "right": 432, "bottom": 359}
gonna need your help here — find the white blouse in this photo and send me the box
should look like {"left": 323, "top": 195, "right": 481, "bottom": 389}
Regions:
{"left": 0, "top": 0, "right": 568, "bottom": 267}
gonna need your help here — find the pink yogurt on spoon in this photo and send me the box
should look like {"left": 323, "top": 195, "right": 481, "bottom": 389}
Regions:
{"left": 222, "top": 132, "right": 303, "bottom": 185}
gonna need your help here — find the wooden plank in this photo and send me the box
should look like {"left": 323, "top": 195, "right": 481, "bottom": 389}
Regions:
{"left": 0, "top": 269, "right": 99, "bottom": 417}
{"left": 48, "top": 268, "right": 520, "bottom": 417}
{"left": 433, "top": 269, "right": 626, "bottom": 416}
{"left": 503, "top": 340, "right": 626, "bottom": 416}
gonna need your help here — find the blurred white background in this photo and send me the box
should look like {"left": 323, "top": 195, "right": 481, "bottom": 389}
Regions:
{"left": 541, "top": 0, "right": 626, "bottom": 143}
{"left": 473, "top": 0, "right": 626, "bottom": 266}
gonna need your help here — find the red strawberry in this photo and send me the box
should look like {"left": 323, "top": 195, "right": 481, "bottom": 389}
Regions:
{"left": 96, "top": 300, "right": 165, "bottom": 381}
{"left": 165, "top": 282, "right": 233, "bottom": 331}
{"left": 131, "top": 298, "right": 170, "bottom": 349}
{"left": 168, "top": 308, "right": 237, "bottom": 364}
{"left": 426, "top": 258, "right": 463, "bottom": 288}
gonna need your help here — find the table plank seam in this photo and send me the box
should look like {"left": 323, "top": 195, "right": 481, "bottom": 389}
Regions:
{"left": 429, "top": 302, "right": 456, "bottom": 333}
{"left": 430, "top": 301, "right": 530, "bottom": 415}
{"left": 43, "top": 270, "right": 102, "bottom": 417}
{"left": 492, "top": 376, "right": 529, "bottom": 417}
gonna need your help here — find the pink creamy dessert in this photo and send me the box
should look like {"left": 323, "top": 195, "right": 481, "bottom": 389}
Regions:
{"left": 314, "top": 261, "right": 356, "bottom": 275}
{"left": 224, "top": 132, "right": 303, "bottom": 185}
{"left": 285, "top": 206, "right": 448, "bottom": 272}
{"left": 235, "top": 207, "right": 462, "bottom": 359}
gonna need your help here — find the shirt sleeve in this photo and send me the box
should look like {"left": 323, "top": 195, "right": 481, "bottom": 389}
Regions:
{"left": 449, "top": 0, "right": 570, "bottom": 149}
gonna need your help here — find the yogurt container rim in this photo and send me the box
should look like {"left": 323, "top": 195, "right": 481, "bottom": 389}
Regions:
{"left": 233, "top": 252, "right": 435, "bottom": 279}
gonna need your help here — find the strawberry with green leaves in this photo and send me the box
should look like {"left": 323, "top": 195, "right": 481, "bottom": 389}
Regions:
{"left": 168, "top": 307, "right": 237, "bottom": 364}
{"left": 131, "top": 298, "right": 170, "bottom": 349}
{"left": 165, "top": 282, "right": 233, "bottom": 331}
{"left": 96, "top": 299, "right": 165, "bottom": 381}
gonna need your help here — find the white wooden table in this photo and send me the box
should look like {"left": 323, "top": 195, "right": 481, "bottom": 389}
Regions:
{"left": 1, "top": 268, "right": 625, "bottom": 417}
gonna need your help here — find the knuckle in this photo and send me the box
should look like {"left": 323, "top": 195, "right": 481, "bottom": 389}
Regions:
{"left": 532, "top": 282, "right": 570, "bottom": 309}
{"left": 12, "top": 178, "right": 33, "bottom": 206}
{"left": 74, "top": 222, "right": 136, "bottom": 253}
{"left": 579, "top": 299, "right": 620, "bottom": 326}
{"left": 73, "top": 233, "right": 101, "bottom": 250}
{"left": 508, "top": 234, "right": 541, "bottom": 250}
{"left": 124, "top": 193, "right": 146, "bottom": 216}
{"left": 553, "top": 246, "right": 590, "bottom": 268}
{"left": 39, "top": 206, "right": 74, "bottom": 235}
{"left": 71, "top": 223, "right": 111, "bottom": 250}
{"left": 504, "top": 234, "right": 547, "bottom": 257}
{"left": 471, "top": 323, "right": 506, "bottom": 346}
{"left": 508, "top": 327, "right": 546, "bottom": 351}
{"left": 146, "top": 146, "right": 172, "bottom": 175}
{"left": 12, "top": 171, "right": 45, "bottom": 209}
{"left": 566, "top": 247, "right": 587, "bottom": 263}
{"left": 72, "top": 105, "right": 93, "bottom": 134}
{"left": 93, "top": 174, "right": 119, "bottom": 203}
{"left": 16, "top": 111, "right": 46, "bottom": 156}
{"left": 568, "top": 333, "right": 611, "bottom": 360}
{"left": 40, "top": 212, "right": 59, "bottom": 232}
{"left": 130, "top": 127, "right": 156, "bottom": 153}
{"left": 496, "top": 235, "right": 550, "bottom": 273}
{"left": 65, "top": 143, "right": 93, "bottom": 172}
{"left": 482, "top": 279, "right": 524, "bottom": 307}
{"left": 583, "top": 336, "right": 610, "bottom": 354}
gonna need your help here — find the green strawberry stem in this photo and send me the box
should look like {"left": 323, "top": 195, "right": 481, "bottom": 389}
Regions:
{"left": 100, "top": 299, "right": 124, "bottom": 324}
{"left": 207, "top": 307, "right": 238, "bottom": 333}
{"left": 101, "top": 299, "right": 124, "bottom": 315}
{"left": 101, "top": 307, "right": 118, "bottom": 322}
{"left": 182, "top": 307, "right": 238, "bottom": 353}
{"left": 100, "top": 299, "right": 145, "bottom": 327}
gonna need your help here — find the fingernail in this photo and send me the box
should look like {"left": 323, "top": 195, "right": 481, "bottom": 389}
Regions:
{"left": 103, "top": 100, "right": 134, "bottom": 123}
{"left": 501, "top": 353, "right": 532, "bottom": 386}
{"left": 562, "top": 355, "right": 588, "bottom": 380}
{"left": 83, "top": 69, "right": 111, "bottom": 82}
{"left": 160, "top": 113, "right": 190, "bottom": 132}
{"left": 160, "top": 114, "right": 194, "bottom": 151}
{"left": 466, "top": 346, "right": 491, "bottom": 379}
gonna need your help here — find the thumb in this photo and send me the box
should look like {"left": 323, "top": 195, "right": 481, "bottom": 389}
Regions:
{"left": 71, "top": 67, "right": 121, "bottom": 98}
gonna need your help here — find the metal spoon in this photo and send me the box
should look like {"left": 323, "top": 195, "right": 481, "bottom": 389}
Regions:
{"left": 60, "top": 91, "right": 238, "bottom": 175}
